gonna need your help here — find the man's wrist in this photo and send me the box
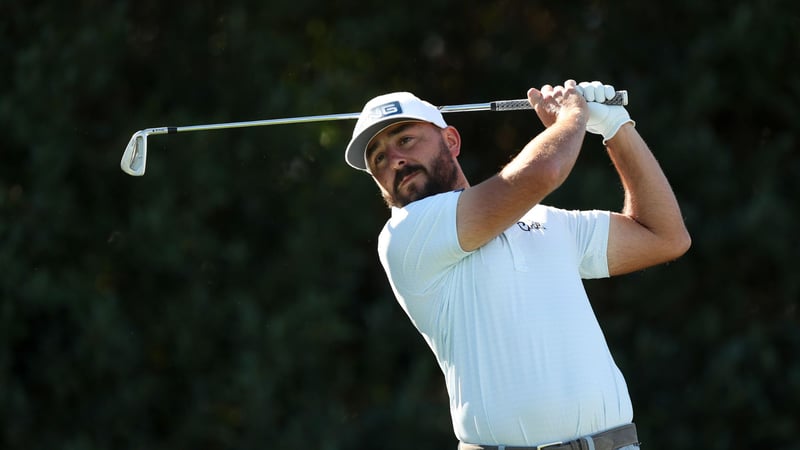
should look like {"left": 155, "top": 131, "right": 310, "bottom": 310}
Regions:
{"left": 603, "top": 121, "right": 636, "bottom": 146}
{"left": 560, "top": 106, "right": 589, "bottom": 128}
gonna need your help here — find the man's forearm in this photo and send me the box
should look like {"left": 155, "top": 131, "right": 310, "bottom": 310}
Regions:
{"left": 500, "top": 109, "right": 587, "bottom": 193}
{"left": 606, "top": 124, "right": 691, "bottom": 253}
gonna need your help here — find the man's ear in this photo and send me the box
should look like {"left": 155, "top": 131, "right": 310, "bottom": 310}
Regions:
{"left": 442, "top": 126, "right": 462, "bottom": 157}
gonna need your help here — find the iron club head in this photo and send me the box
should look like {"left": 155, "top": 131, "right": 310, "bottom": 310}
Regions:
{"left": 120, "top": 130, "right": 148, "bottom": 176}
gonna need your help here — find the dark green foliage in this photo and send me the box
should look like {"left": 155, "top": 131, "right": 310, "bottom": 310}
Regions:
{"left": 2, "top": 0, "right": 798, "bottom": 448}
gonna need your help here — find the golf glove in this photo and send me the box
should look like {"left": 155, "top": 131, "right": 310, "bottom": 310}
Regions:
{"left": 577, "top": 81, "right": 635, "bottom": 144}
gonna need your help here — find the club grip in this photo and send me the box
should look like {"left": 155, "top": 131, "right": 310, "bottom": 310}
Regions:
{"left": 491, "top": 90, "right": 628, "bottom": 111}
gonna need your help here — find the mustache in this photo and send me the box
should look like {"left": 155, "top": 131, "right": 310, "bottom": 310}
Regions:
{"left": 394, "top": 165, "right": 424, "bottom": 191}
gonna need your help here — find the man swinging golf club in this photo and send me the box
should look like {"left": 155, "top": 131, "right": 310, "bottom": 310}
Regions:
{"left": 344, "top": 80, "right": 690, "bottom": 450}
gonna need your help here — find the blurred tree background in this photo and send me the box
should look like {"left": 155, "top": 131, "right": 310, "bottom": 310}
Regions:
{"left": 1, "top": 0, "right": 798, "bottom": 448}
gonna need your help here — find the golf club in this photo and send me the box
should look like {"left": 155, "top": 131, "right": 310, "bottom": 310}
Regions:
{"left": 120, "top": 91, "right": 628, "bottom": 176}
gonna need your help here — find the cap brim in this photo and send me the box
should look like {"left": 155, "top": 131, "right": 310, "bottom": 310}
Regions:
{"left": 345, "top": 117, "right": 421, "bottom": 172}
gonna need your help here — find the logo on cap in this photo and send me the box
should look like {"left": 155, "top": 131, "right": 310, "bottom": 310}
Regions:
{"left": 368, "top": 101, "right": 403, "bottom": 119}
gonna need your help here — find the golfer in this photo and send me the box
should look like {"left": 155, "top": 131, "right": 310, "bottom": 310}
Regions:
{"left": 345, "top": 80, "right": 690, "bottom": 450}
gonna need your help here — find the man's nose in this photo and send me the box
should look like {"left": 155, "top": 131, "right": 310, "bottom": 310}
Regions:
{"left": 387, "top": 147, "right": 407, "bottom": 169}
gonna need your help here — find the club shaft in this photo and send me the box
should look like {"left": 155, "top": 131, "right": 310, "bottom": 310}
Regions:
{"left": 172, "top": 112, "right": 362, "bottom": 134}
{"left": 140, "top": 91, "right": 628, "bottom": 136}
{"left": 121, "top": 91, "right": 628, "bottom": 176}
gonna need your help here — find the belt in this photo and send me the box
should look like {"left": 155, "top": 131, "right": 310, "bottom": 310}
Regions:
{"left": 458, "top": 423, "right": 639, "bottom": 450}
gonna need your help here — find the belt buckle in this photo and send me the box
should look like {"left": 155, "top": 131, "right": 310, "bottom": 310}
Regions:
{"left": 536, "top": 442, "right": 563, "bottom": 450}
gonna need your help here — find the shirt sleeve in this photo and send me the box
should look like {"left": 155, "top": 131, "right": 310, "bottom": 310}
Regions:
{"left": 567, "top": 209, "right": 611, "bottom": 279}
{"left": 377, "top": 191, "right": 470, "bottom": 297}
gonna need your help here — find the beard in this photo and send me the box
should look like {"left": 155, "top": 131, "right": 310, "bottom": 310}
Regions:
{"left": 382, "top": 137, "right": 460, "bottom": 208}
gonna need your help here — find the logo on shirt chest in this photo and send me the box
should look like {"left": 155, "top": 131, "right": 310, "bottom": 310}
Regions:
{"left": 516, "top": 220, "right": 546, "bottom": 232}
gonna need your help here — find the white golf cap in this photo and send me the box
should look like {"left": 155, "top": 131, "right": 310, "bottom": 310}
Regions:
{"left": 345, "top": 92, "right": 448, "bottom": 172}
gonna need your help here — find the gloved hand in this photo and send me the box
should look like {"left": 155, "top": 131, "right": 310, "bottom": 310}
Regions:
{"left": 577, "top": 81, "right": 635, "bottom": 144}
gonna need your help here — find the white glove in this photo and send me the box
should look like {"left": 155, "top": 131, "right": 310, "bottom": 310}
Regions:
{"left": 577, "top": 81, "right": 635, "bottom": 144}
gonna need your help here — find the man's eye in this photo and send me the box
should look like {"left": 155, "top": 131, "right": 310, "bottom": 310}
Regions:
{"left": 374, "top": 153, "right": 385, "bottom": 164}
{"left": 399, "top": 136, "right": 413, "bottom": 145}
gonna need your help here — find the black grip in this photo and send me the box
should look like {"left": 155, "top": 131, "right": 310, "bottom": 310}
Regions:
{"left": 491, "top": 90, "right": 628, "bottom": 111}
{"left": 491, "top": 99, "right": 532, "bottom": 111}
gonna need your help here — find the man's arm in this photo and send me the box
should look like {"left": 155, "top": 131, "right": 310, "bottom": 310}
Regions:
{"left": 605, "top": 123, "right": 691, "bottom": 275}
{"left": 456, "top": 81, "right": 589, "bottom": 252}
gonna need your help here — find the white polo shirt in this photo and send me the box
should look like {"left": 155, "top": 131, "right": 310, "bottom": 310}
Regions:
{"left": 377, "top": 190, "right": 633, "bottom": 446}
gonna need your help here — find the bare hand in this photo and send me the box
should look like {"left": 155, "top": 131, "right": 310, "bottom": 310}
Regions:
{"left": 527, "top": 80, "right": 588, "bottom": 128}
